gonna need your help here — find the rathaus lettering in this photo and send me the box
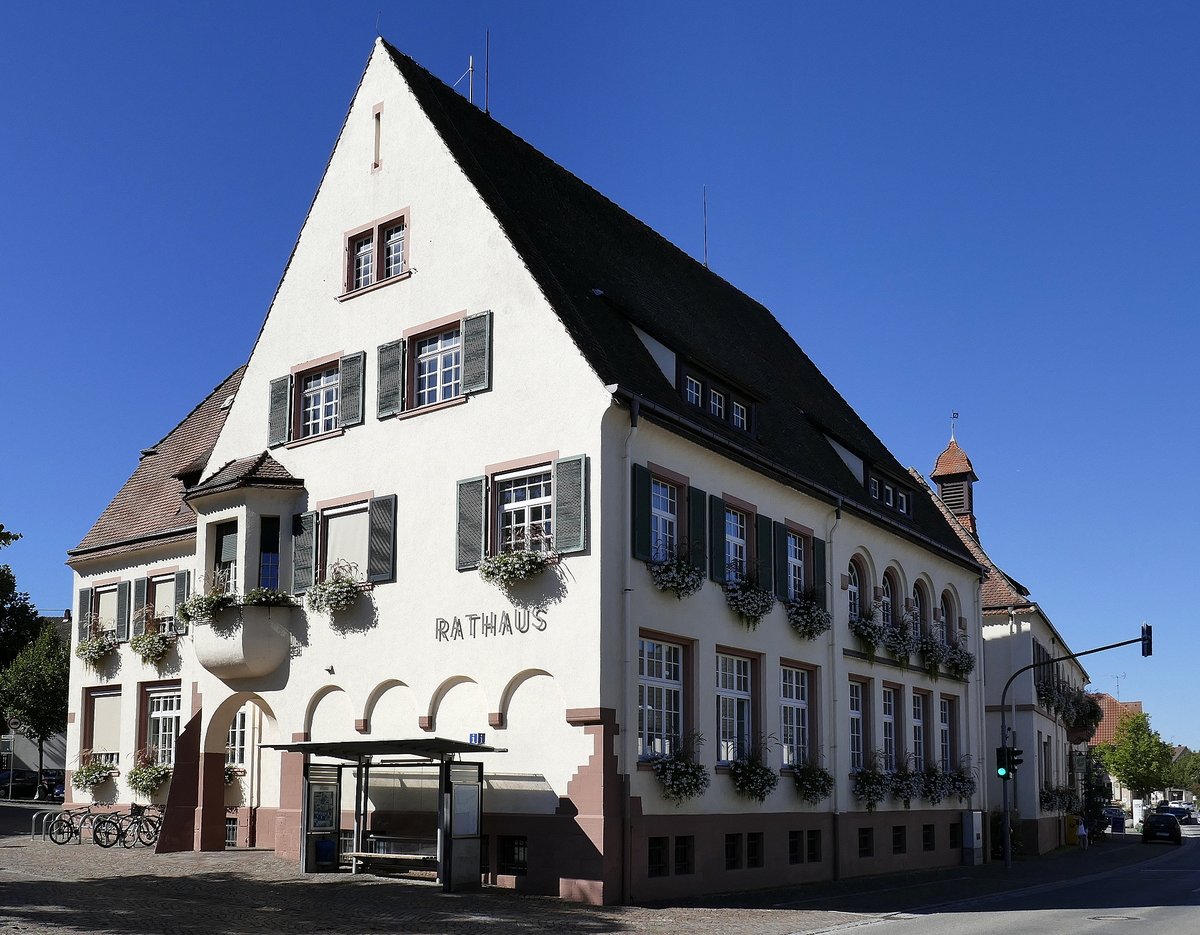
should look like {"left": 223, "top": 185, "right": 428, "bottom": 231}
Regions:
{"left": 435, "top": 609, "right": 548, "bottom": 642}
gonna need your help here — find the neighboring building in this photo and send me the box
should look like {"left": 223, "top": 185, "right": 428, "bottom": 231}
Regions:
{"left": 1089, "top": 691, "right": 1145, "bottom": 809}
{"left": 65, "top": 39, "right": 986, "bottom": 903}
{"left": 921, "top": 437, "right": 1092, "bottom": 855}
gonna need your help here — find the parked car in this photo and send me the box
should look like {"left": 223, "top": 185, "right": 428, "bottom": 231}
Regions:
{"left": 0, "top": 768, "right": 41, "bottom": 798}
{"left": 1155, "top": 803, "right": 1194, "bottom": 825}
{"left": 38, "top": 770, "right": 65, "bottom": 801}
{"left": 1143, "top": 813, "right": 1183, "bottom": 845}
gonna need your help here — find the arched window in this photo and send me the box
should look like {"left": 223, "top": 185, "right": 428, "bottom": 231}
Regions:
{"left": 912, "top": 584, "right": 927, "bottom": 640}
{"left": 847, "top": 562, "right": 861, "bottom": 620}
{"left": 881, "top": 575, "right": 893, "bottom": 628}
{"left": 940, "top": 592, "right": 955, "bottom": 644}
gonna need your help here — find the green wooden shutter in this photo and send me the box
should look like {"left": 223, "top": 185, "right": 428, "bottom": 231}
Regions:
{"left": 553, "top": 454, "right": 588, "bottom": 554}
{"left": 812, "top": 537, "right": 828, "bottom": 611}
{"left": 115, "top": 581, "right": 131, "bottom": 643}
{"left": 268, "top": 375, "right": 292, "bottom": 447}
{"left": 755, "top": 514, "right": 774, "bottom": 592}
{"left": 377, "top": 339, "right": 405, "bottom": 418}
{"left": 773, "top": 522, "right": 790, "bottom": 600}
{"left": 687, "top": 486, "right": 707, "bottom": 574}
{"left": 338, "top": 351, "right": 366, "bottom": 428}
{"left": 77, "top": 587, "right": 93, "bottom": 641}
{"left": 708, "top": 494, "right": 726, "bottom": 582}
{"left": 461, "top": 310, "right": 492, "bottom": 394}
{"left": 631, "top": 463, "right": 652, "bottom": 561}
{"left": 173, "top": 571, "right": 190, "bottom": 634}
{"left": 456, "top": 477, "right": 487, "bottom": 571}
{"left": 367, "top": 494, "right": 397, "bottom": 583}
{"left": 132, "top": 577, "right": 148, "bottom": 638}
{"left": 293, "top": 512, "right": 318, "bottom": 593}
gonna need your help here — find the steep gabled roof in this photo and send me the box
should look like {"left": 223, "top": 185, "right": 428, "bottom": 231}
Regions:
{"left": 384, "top": 41, "right": 975, "bottom": 566}
{"left": 68, "top": 367, "right": 246, "bottom": 563}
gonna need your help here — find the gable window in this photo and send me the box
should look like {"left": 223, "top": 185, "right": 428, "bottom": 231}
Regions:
{"left": 414, "top": 328, "right": 462, "bottom": 407}
{"left": 456, "top": 454, "right": 588, "bottom": 569}
{"left": 638, "top": 637, "right": 683, "bottom": 758}
{"left": 342, "top": 210, "right": 410, "bottom": 296}
{"left": 716, "top": 653, "right": 752, "bottom": 762}
{"left": 685, "top": 376, "right": 702, "bottom": 406}
{"left": 376, "top": 311, "right": 492, "bottom": 419}
{"left": 268, "top": 352, "right": 366, "bottom": 447}
{"left": 780, "top": 665, "right": 809, "bottom": 766}
{"left": 292, "top": 494, "right": 398, "bottom": 592}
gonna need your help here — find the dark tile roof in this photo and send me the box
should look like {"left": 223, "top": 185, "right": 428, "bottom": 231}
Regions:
{"left": 384, "top": 41, "right": 975, "bottom": 567}
{"left": 184, "top": 451, "right": 302, "bottom": 500}
{"left": 68, "top": 367, "right": 246, "bottom": 562}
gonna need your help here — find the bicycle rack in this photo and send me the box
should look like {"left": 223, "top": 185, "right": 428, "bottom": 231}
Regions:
{"left": 30, "top": 810, "right": 57, "bottom": 841}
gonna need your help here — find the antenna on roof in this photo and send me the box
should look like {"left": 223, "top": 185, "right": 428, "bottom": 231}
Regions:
{"left": 485, "top": 29, "right": 491, "bottom": 114}
{"left": 453, "top": 56, "right": 475, "bottom": 104}
{"left": 702, "top": 185, "right": 709, "bottom": 269}
{"left": 375, "top": 10, "right": 381, "bottom": 37}
{"left": 950, "top": 410, "right": 959, "bottom": 440}
{"left": 1113, "top": 672, "right": 1126, "bottom": 701}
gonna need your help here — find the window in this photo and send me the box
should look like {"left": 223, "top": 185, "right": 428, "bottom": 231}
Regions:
{"left": 882, "top": 687, "right": 896, "bottom": 772}
{"left": 785, "top": 531, "right": 805, "bottom": 600}
{"left": 94, "top": 587, "right": 119, "bottom": 632}
{"left": 725, "top": 833, "right": 742, "bottom": 870}
{"left": 679, "top": 369, "right": 753, "bottom": 430}
{"left": 923, "top": 824, "right": 935, "bottom": 851}
{"left": 268, "top": 352, "right": 366, "bottom": 447}
{"left": 497, "top": 835, "right": 528, "bottom": 875}
{"left": 77, "top": 581, "right": 132, "bottom": 644}
{"left": 225, "top": 817, "right": 239, "bottom": 848}
{"left": 85, "top": 689, "right": 122, "bottom": 766}
{"left": 780, "top": 666, "right": 809, "bottom": 766}
{"left": 911, "top": 585, "right": 926, "bottom": 640}
{"left": 226, "top": 705, "right": 248, "bottom": 766}
{"left": 455, "top": 454, "right": 588, "bottom": 570}
{"left": 414, "top": 328, "right": 462, "bottom": 407}
{"left": 881, "top": 575, "right": 893, "bottom": 628}
{"left": 716, "top": 653, "right": 752, "bottom": 762}
{"left": 146, "top": 688, "right": 182, "bottom": 766}
{"left": 897, "top": 491, "right": 909, "bottom": 514}
{"left": 674, "top": 836, "right": 694, "bottom": 874}
{"left": 685, "top": 376, "right": 702, "bottom": 405}
{"left": 650, "top": 479, "right": 678, "bottom": 561}
{"left": 647, "top": 837, "right": 669, "bottom": 877}
{"left": 858, "top": 827, "right": 874, "bottom": 859}
{"left": 343, "top": 211, "right": 409, "bottom": 294}
{"left": 912, "top": 694, "right": 927, "bottom": 771}
{"left": 259, "top": 516, "right": 280, "bottom": 590}
{"left": 732, "top": 401, "right": 748, "bottom": 430}
{"left": 806, "top": 829, "right": 821, "bottom": 862}
{"left": 710, "top": 389, "right": 726, "bottom": 419}
{"left": 847, "top": 562, "right": 861, "bottom": 619}
{"left": 746, "top": 832, "right": 764, "bottom": 868}
{"left": 884, "top": 485, "right": 894, "bottom": 507}
{"left": 892, "top": 825, "right": 906, "bottom": 855}
{"left": 869, "top": 478, "right": 880, "bottom": 499}
{"left": 939, "top": 593, "right": 955, "bottom": 644}
{"left": 789, "top": 830, "right": 803, "bottom": 864}
{"left": 292, "top": 494, "right": 398, "bottom": 592}
{"left": 377, "top": 311, "right": 492, "bottom": 419}
{"left": 638, "top": 638, "right": 683, "bottom": 758}
{"left": 724, "top": 507, "right": 747, "bottom": 581}
{"left": 849, "top": 681, "right": 864, "bottom": 771}
{"left": 213, "top": 520, "right": 238, "bottom": 590}
{"left": 940, "top": 697, "right": 954, "bottom": 769}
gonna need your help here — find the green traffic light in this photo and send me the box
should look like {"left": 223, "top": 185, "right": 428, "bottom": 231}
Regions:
{"left": 996, "top": 765, "right": 1009, "bottom": 778}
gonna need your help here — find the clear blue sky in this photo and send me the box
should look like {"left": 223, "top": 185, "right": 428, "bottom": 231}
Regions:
{"left": 2, "top": 3, "right": 1196, "bottom": 745}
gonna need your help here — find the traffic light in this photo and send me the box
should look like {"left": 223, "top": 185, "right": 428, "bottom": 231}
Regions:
{"left": 996, "top": 746, "right": 1011, "bottom": 779}
{"left": 1010, "top": 748, "right": 1024, "bottom": 770}
{"left": 1142, "top": 623, "right": 1153, "bottom": 657}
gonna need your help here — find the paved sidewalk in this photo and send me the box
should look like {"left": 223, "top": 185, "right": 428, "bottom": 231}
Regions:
{"left": 0, "top": 810, "right": 1175, "bottom": 935}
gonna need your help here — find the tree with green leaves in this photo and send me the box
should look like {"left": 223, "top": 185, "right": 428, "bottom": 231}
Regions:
{"left": 0, "top": 524, "right": 19, "bottom": 549}
{"left": 1166, "top": 749, "right": 1200, "bottom": 798}
{"left": 1095, "top": 711, "right": 1173, "bottom": 801}
{"left": 0, "top": 563, "right": 41, "bottom": 670}
{"left": 0, "top": 621, "right": 69, "bottom": 776}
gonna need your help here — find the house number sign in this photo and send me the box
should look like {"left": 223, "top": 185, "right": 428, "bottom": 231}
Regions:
{"left": 435, "top": 609, "right": 548, "bottom": 642}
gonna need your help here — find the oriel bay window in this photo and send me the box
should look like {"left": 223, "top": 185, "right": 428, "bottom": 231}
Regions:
{"left": 268, "top": 351, "right": 366, "bottom": 447}
{"left": 455, "top": 454, "right": 588, "bottom": 569}
{"left": 292, "top": 494, "right": 398, "bottom": 591}
{"left": 376, "top": 311, "right": 492, "bottom": 418}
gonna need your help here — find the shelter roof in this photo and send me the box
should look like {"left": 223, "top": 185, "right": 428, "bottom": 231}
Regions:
{"left": 264, "top": 738, "right": 506, "bottom": 760}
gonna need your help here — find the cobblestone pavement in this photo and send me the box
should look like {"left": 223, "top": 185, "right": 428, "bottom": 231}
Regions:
{"left": 0, "top": 803, "right": 1175, "bottom": 935}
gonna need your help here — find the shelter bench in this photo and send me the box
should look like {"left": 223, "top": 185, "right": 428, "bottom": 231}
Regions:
{"left": 345, "top": 834, "right": 438, "bottom": 874}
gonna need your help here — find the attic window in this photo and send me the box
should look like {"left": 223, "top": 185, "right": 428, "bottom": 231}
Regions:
{"left": 339, "top": 209, "right": 412, "bottom": 299}
{"left": 678, "top": 367, "right": 754, "bottom": 433}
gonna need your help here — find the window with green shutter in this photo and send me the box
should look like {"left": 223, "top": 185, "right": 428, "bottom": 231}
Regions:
{"left": 268, "top": 352, "right": 366, "bottom": 446}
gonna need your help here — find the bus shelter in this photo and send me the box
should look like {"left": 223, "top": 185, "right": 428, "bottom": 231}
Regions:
{"left": 265, "top": 738, "right": 504, "bottom": 892}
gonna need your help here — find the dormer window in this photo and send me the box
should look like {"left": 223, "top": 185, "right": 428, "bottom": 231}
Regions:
{"left": 685, "top": 376, "right": 702, "bottom": 406}
{"left": 867, "top": 473, "right": 913, "bottom": 518}
{"left": 709, "top": 390, "right": 726, "bottom": 419}
{"left": 678, "top": 367, "right": 754, "bottom": 433}
{"left": 732, "top": 401, "right": 748, "bottom": 430}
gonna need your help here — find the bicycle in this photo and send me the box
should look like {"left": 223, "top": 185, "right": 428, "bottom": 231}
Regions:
{"left": 47, "top": 806, "right": 97, "bottom": 844}
{"left": 118, "top": 803, "right": 162, "bottom": 848}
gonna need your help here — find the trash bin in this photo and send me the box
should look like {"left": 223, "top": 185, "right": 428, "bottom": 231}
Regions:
{"left": 1112, "top": 814, "right": 1125, "bottom": 834}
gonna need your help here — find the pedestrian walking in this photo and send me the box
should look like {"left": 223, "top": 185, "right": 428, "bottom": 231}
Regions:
{"left": 1077, "top": 815, "right": 1089, "bottom": 850}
